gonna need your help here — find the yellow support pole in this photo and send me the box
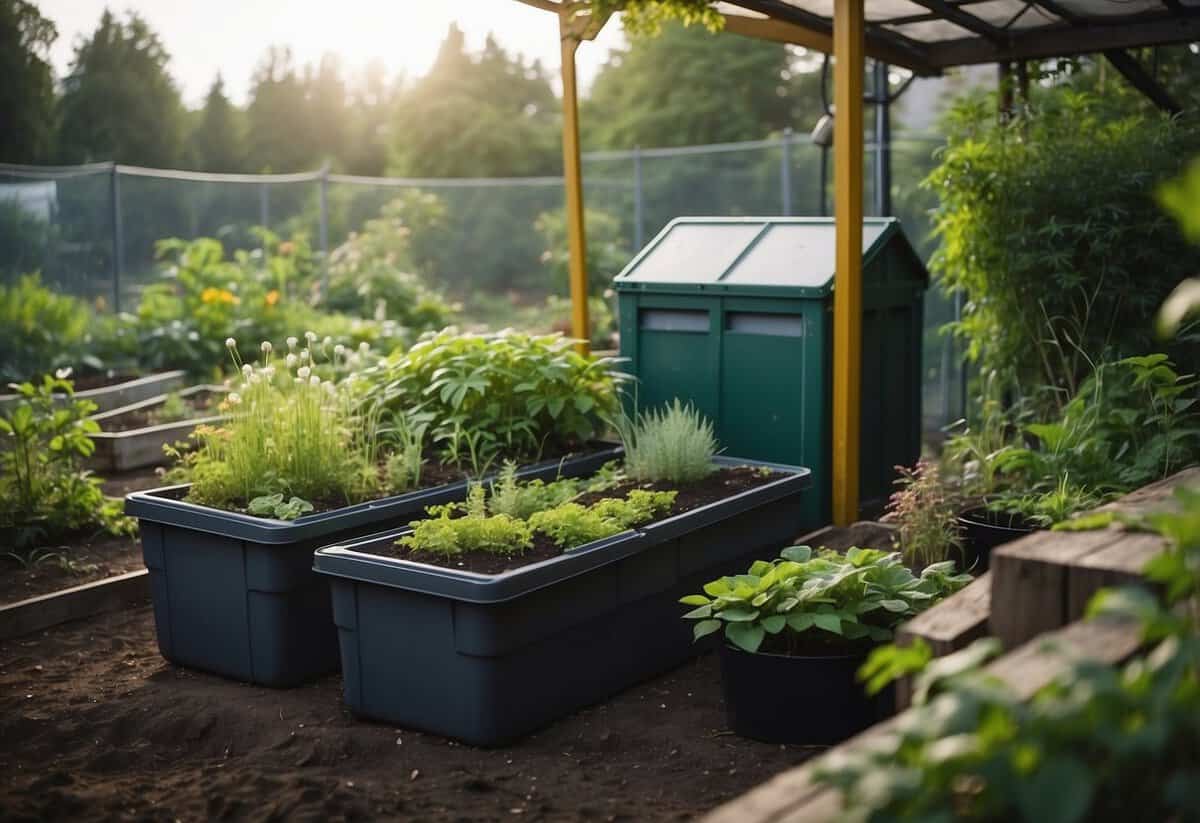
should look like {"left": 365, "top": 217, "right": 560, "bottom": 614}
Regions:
{"left": 559, "top": 10, "right": 589, "bottom": 352}
{"left": 832, "top": 0, "right": 864, "bottom": 526}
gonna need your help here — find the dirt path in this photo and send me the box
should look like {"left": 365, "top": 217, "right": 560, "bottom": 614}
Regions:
{"left": 0, "top": 607, "right": 815, "bottom": 822}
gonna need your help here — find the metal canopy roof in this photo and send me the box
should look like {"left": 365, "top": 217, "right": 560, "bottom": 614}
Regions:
{"left": 718, "top": 0, "right": 1200, "bottom": 75}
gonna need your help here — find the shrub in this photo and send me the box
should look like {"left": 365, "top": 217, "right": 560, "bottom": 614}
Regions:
{"left": 928, "top": 92, "right": 1200, "bottom": 404}
{"left": 359, "top": 328, "right": 625, "bottom": 469}
{"left": 321, "top": 195, "right": 457, "bottom": 330}
{"left": 0, "top": 273, "right": 93, "bottom": 383}
{"left": 681, "top": 546, "right": 972, "bottom": 654}
{"left": 0, "top": 374, "right": 134, "bottom": 550}
{"left": 180, "top": 335, "right": 384, "bottom": 513}
{"left": 616, "top": 398, "right": 718, "bottom": 485}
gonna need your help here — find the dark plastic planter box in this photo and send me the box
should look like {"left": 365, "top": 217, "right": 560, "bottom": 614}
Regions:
{"left": 957, "top": 507, "right": 1038, "bottom": 573}
{"left": 125, "top": 443, "right": 623, "bottom": 688}
{"left": 312, "top": 456, "right": 811, "bottom": 746}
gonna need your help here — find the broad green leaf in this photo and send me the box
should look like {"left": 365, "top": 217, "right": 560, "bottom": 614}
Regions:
{"left": 679, "top": 595, "right": 711, "bottom": 606}
{"left": 813, "top": 613, "right": 843, "bottom": 635}
{"left": 761, "top": 615, "right": 786, "bottom": 634}
{"left": 726, "top": 622, "right": 765, "bottom": 653}
{"left": 693, "top": 620, "right": 722, "bottom": 641}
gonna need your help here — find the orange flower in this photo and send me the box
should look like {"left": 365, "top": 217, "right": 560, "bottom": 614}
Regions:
{"left": 278, "top": 241, "right": 295, "bottom": 256}
{"left": 265, "top": 289, "right": 280, "bottom": 307}
{"left": 201, "top": 287, "right": 239, "bottom": 305}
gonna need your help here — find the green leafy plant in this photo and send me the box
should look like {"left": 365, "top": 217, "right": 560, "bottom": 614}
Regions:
{"left": 991, "top": 354, "right": 1200, "bottom": 516}
{"left": 615, "top": 398, "right": 718, "bottom": 485}
{"left": 247, "top": 493, "right": 315, "bottom": 521}
{"left": 682, "top": 546, "right": 972, "bottom": 655}
{"left": 397, "top": 473, "right": 674, "bottom": 559}
{"left": 0, "top": 273, "right": 95, "bottom": 383}
{"left": 816, "top": 483, "right": 1200, "bottom": 823}
{"left": 528, "top": 489, "right": 676, "bottom": 548}
{"left": 321, "top": 195, "right": 457, "bottom": 330}
{"left": 359, "top": 328, "right": 625, "bottom": 467}
{"left": 0, "top": 374, "right": 134, "bottom": 550}
{"left": 380, "top": 409, "right": 430, "bottom": 493}
{"left": 987, "top": 474, "right": 1104, "bottom": 528}
{"left": 928, "top": 91, "right": 1200, "bottom": 403}
{"left": 887, "top": 459, "right": 964, "bottom": 568}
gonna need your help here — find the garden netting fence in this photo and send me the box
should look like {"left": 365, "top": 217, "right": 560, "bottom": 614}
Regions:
{"left": 0, "top": 133, "right": 964, "bottom": 431}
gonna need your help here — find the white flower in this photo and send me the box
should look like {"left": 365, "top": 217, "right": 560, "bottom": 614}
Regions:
{"left": 358, "top": 342, "right": 370, "bottom": 355}
{"left": 242, "top": 364, "right": 253, "bottom": 378}
{"left": 248, "top": 373, "right": 262, "bottom": 385}
{"left": 294, "top": 377, "right": 303, "bottom": 385}
{"left": 262, "top": 366, "right": 276, "bottom": 379}
{"left": 261, "top": 341, "right": 272, "bottom": 354}
{"left": 227, "top": 392, "right": 241, "bottom": 405}
{"left": 287, "top": 336, "right": 298, "bottom": 351}
{"left": 334, "top": 344, "right": 346, "bottom": 357}
{"left": 225, "top": 337, "right": 237, "bottom": 349}
{"left": 305, "top": 331, "right": 318, "bottom": 343}
{"left": 323, "top": 380, "right": 337, "bottom": 395}
{"left": 323, "top": 335, "right": 333, "bottom": 348}
{"left": 285, "top": 353, "right": 298, "bottom": 369}
{"left": 55, "top": 366, "right": 73, "bottom": 380}
{"left": 300, "top": 350, "right": 310, "bottom": 363}
{"left": 297, "top": 366, "right": 311, "bottom": 379}
{"left": 310, "top": 375, "right": 321, "bottom": 386}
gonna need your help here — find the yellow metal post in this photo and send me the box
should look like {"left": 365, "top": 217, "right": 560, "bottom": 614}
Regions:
{"left": 559, "top": 10, "right": 589, "bottom": 352}
{"left": 832, "top": 0, "right": 865, "bottom": 526}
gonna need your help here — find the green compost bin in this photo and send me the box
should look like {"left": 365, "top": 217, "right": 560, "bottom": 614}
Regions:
{"left": 614, "top": 216, "right": 928, "bottom": 528}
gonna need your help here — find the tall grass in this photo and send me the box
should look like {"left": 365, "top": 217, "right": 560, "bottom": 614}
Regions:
{"left": 185, "top": 336, "right": 382, "bottom": 509}
{"left": 615, "top": 399, "right": 719, "bottom": 485}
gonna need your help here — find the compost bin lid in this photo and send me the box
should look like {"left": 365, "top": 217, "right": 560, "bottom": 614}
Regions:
{"left": 613, "top": 216, "right": 898, "bottom": 297}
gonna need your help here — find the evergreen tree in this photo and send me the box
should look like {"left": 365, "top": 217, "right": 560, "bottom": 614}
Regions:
{"left": 388, "top": 25, "right": 560, "bottom": 177}
{"left": 245, "top": 46, "right": 314, "bottom": 172}
{"left": 0, "top": 0, "right": 57, "bottom": 163}
{"left": 189, "top": 74, "right": 243, "bottom": 172}
{"left": 57, "top": 10, "right": 184, "bottom": 166}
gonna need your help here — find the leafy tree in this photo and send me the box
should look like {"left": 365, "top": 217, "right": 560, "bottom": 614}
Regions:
{"left": 245, "top": 47, "right": 314, "bottom": 172}
{"left": 57, "top": 10, "right": 184, "bottom": 167}
{"left": 0, "top": 0, "right": 57, "bottom": 163}
{"left": 388, "top": 26, "right": 560, "bottom": 177}
{"left": 583, "top": 21, "right": 822, "bottom": 149}
{"left": 189, "top": 74, "right": 243, "bottom": 172}
{"left": 306, "top": 53, "right": 347, "bottom": 165}
{"left": 927, "top": 90, "right": 1200, "bottom": 408}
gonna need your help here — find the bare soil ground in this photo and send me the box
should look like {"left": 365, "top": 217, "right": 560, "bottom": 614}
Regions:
{"left": 0, "top": 607, "right": 816, "bottom": 822}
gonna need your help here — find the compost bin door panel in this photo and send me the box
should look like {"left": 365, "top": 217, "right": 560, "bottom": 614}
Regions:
{"left": 634, "top": 305, "right": 719, "bottom": 418}
{"left": 718, "top": 307, "right": 810, "bottom": 468}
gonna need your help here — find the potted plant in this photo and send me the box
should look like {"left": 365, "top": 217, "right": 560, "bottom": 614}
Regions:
{"left": 681, "top": 546, "right": 971, "bottom": 745}
{"left": 126, "top": 333, "right": 624, "bottom": 687}
{"left": 88, "top": 385, "right": 229, "bottom": 472}
{"left": 313, "top": 401, "right": 812, "bottom": 745}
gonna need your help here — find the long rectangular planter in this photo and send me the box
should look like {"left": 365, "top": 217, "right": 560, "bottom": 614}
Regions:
{"left": 312, "top": 456, "right": 812, "bottom": 746}
{"left": 123, "top": 443, "right": 623, "bottom": 688}
{"left": 89, "top": 385, "right": 228, "bottom": 472}
{"left": 0, "top": 370, "right": 186, "bottom": 414}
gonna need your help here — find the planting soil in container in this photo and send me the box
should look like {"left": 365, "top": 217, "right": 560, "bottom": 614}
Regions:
{"left": 0, "top": 607, "right": 815, "bottom": 822}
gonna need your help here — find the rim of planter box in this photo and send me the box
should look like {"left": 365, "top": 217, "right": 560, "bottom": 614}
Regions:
{"left": 313, "top": 457, "right": 812, "bottom": 605}
{"left": 124, "top": 441, "right": 625, "bottom": 545}
{"left": 89, "top": 383, "right": 228, "bottom": 427}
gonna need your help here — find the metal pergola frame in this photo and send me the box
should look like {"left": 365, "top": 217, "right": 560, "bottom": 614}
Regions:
{"left": 515, "top": 0, "right": 1199, "bottom": 525}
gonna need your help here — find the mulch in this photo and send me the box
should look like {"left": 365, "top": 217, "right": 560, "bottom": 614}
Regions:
{"left": 0, "top": 607, "right": 817, "bottom": 822}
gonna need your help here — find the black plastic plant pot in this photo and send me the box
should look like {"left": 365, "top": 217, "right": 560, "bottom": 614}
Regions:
{"left": 957, "top": 507, "right": 1039, "bottom": 574}
{"left": 718, "top": 642, "right": 892, "bottom": 745}
{"left": 125, "top": 443, "right": 623, "bottom": 688}
{"left": 312, "top": 457, "right": 812, "bottom": 746}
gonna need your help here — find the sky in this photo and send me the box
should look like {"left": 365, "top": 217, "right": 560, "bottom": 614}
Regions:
{"left": 37, "top": 0, "right": 627, "bottom": 108}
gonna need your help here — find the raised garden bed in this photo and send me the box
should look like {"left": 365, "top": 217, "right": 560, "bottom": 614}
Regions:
{"left": 124, "top": 443, "right": 624, "bottom": 688}
{"left": 0, "top": 370, "right": 186, "bottom": 414}
{"left": 88, "top": 385, "right": 228, "bottom": 472}
{"left": 312, "top": 457, "right": 811, "bottom": 745}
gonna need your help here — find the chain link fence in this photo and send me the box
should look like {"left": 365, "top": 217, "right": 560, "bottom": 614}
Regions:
{"left": 0, "top": 133, "right": 963, "bottom": 430}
